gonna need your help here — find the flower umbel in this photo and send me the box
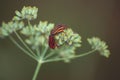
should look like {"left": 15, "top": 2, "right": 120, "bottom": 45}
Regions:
{"left": 0, "top": 21, "right": 24, "bottom": 37}
{"left": 21, "top": 21, "right": 54, "bottom": 49}
{"left": 48, "top": 25, "right": 82, "bottom": 62}
{"left": 87, "top": 37, "right": 110, "bottom": 58}
{"left": 13, "top": 6, "right": 38, "bottom": 21}
{"left": 55, "top": 28, "right": 81, "bottom": 47}
{"left": 0, "top": 6, "right": 111, "bottom": 80}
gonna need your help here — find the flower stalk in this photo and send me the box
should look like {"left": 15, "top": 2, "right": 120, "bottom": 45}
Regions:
{"left": 32, "top": 61, "right": 42, "bottom": 80}
{"left": 43, "top": 49, "right": 96, "bottom": 63}
{"left": 9, "top": 36, "right": 37, "bottom": 61}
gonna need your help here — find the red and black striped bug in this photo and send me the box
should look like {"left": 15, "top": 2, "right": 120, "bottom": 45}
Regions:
{"left": 48, "top": 24, "right": 67, "bottom": 49}
{"left": 50, "top": 24, "right": 67, "bottom": 35}
{"left": 48, "top": 35, "right": 57, "bottom": 49}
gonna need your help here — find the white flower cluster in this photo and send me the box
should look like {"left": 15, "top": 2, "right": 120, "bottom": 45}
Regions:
{"left": 13, "top": 6, "right": 38, "bottom": 20}
{"left": 87, "top": 37, "right": 110, "bottom": 58}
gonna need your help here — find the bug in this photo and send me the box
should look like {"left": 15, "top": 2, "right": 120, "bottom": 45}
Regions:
{"left": 48, "top": 35, "right": 57, "bottom": 49}
{"left": 48, "top": 24, "right": 67, "bottom": 49}
{"left": 50, "top": 24, "right": 67, "bottom": 36}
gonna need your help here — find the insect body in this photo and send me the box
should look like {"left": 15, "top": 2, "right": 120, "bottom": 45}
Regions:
{"left": 50, "top": 24, "right": 67, "bottom": 35}
{"left": 48, "top": 35, "right": 57, "bottom": 49}
{"left": 48, "top": 24, "right": 67, "bottom": 49}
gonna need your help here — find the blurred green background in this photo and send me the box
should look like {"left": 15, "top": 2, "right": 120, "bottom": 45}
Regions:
{"left": 0, "top": 0, "right": 119, "bottom": 80}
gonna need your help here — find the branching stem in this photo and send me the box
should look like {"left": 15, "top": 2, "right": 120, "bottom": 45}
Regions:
{"left": 43, "top": 49, "right": 96, "bottom": 63}
{"left": 9, "top": 36, "right": 37, "bottom": 61}
{"left": 44, "top": 51, "right": 55, "bottom": 59}
{"left": 36, "top": 47, "right": 40, "bottom": 57}
{"left": 40, "top": 46, "right": 48, "bottom": 59}
{"left": 14, "top": 31, "right": 37, "bottom": 58}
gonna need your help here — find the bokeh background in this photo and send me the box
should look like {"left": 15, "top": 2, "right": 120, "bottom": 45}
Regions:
{"left": 0, "top": 0, "right": 120, "bottom": 80}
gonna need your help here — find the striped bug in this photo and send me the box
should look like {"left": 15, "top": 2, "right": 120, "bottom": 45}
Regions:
{"left": 48, "top": 24, "right": 67, "bottom": 49}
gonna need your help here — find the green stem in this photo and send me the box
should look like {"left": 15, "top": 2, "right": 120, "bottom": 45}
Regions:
{"left": 32, "top": 61, "right": 42, "bottom": 80}
{"left": 40, "top": 46, "right": 48, "bottom": 59}
{"left": 36, "top": 47, "right": 40, "bottom": 57}
{"left": 14, "top": 31, "right": 36, "bottom": 57}
{"left": 43, "top": 49, "right": 96, "bottom": 63}
{"left": 9, "top": 36, "right": 37, "bottom": 61}
{"left": 44, "top": 51, "right": 55, "bottom": 59}
{"left": 73, "top": 49, "right": 96, "bottom": 58}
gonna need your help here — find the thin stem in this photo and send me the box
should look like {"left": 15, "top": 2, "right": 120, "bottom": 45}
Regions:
{"left": 9, "top": 36, "right": 37, "bottom": 61}
{"left": 73, "top": 49, "right": 96, "bottom": 58}
{"left": 36, "top": 47, "right": 40, "bottom": 57}
{"left": 40, "top": 46, "right": 48, "bottom": 59}
{"left": 43, "top": 49, "right": 96, "bottom": 63}
{"left": 44, "top": 51, "right": 55, "bottom": 59}
{"left": 14, "top": 31, "right": 37, "bottom": 57}
{"left": 32, "top": 61, "right": 42, "bottom": 80}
